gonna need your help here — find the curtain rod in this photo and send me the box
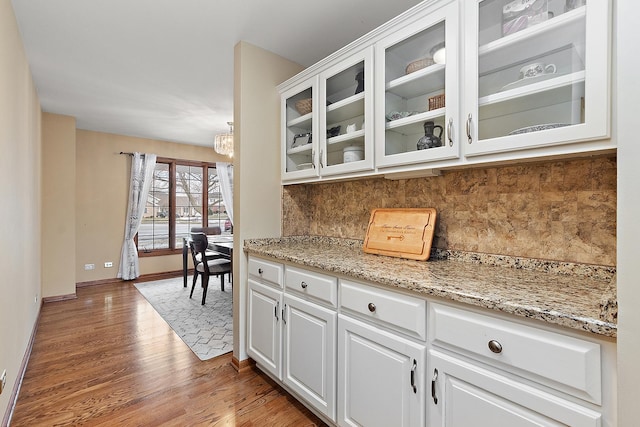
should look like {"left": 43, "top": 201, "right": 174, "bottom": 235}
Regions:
{"left": 119, "top": 152, "right": 146, "bottom": 156}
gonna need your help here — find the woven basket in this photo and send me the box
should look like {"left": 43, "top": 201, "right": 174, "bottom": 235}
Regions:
{"left": 405, "top": 57, "right": 435, "bottom": 74}
{"left": 428, "top": 93, "right": 446, "bottom": 111}
{"left": 295, "top": 98, "right": 312, "bottom": 115}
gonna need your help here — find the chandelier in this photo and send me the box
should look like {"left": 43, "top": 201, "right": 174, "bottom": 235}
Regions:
{"left": 214, "top": 121, "right": 234, "bottom": 157}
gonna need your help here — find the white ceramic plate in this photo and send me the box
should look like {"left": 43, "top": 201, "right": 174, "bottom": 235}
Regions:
{"left": 297, "top": 162, "right": 313, "bottom": 170}
{"left": 501, "top": 73, "right": 558, "bottom": 92}
{"left": 508, "top": 123, "right": 571, "bottom": 135}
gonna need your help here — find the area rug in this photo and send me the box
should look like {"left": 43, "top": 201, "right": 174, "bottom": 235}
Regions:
{"left": 134, "top": 276, "right": 233, "bottom": 360}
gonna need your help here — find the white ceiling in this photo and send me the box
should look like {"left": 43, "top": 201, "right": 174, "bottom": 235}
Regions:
{"left": 11, "top": 0, "right": 423, "bottom": 147}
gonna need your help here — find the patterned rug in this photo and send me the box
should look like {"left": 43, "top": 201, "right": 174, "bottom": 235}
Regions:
{"left": 134, "top": 275, "right": 233, "bottom": 360}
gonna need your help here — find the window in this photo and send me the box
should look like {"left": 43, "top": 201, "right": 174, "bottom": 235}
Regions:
{"left": 138, "top": 158, "right": 230, "bottom": 255}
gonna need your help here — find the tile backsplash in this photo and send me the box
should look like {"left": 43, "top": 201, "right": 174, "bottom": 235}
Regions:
{"left": 282, "top": 156, "right": 616, "bottom": 266}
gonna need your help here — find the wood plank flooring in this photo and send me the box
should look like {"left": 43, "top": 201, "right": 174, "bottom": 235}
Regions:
{"left": 10, "top": 282, "right": 326, "bottom": 426}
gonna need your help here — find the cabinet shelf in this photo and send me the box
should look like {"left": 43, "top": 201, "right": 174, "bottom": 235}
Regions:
{"left": 326, "top": 92, "right": 365, "bottom": 124}
{"left": 327, "top": 130, "right": 365, "bottom": 152}
{"left": 386, "top": 64, "right": 446, "bottom": 99}
{"left": 479, "top": 7, "right": 586, "bottom": 76}
{"left": 385, "top": 108, "right": 445, "bottom": 135}
{"left": 479, "top": 71, "right": 584, "bottom": 120}
{"left": 287, "top": 112, "right": 313, "bottom": 129}
{"left": 287, "top": 143, "right": 313, "bottom": 155}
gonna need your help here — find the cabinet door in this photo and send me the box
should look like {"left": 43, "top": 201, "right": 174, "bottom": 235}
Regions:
{"left": 429, "top": 350, "right": 602, "bottom": 427}
{"left": 337, "top": 315, "right": 425, "bottom": 427}
{"left": 375, "top": 0, "right": 460, "bottom": 168}
{"left": 318, "top": 47, "right": 374, "bottom": 176}
{"left": 247, "top": 278, "right": 282, "bottom": 379}
{"left": 283, "top": 294, "right": 337, "bottom": 421}
{"left": 281, "top": 76, "right": 320, "bottom": 181}
{"left": 464, "top": 0, "right": 611, "bottom": 156}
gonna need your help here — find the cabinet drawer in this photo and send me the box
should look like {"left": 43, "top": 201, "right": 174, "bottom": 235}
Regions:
{"left": 248, "top": 257, "right": 283, "bottom": 287}
{"left": 285, "top": 265, "right": 337, "bottom": 307}
{"left": 340, "top": 279, "right": 426, "bottom": 341}
{"left": 429, "top": 303, "right": 602, "bottom": 404}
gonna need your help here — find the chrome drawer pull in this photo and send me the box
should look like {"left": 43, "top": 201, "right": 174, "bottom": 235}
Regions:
{"left": 301, "top": 281, "right": 308, "bottom": 289}
{"left": 488, "top": 340, "right": 503, "bottom": 354}
{"left": 367, "top": 303, "right": 376, "bottom": 313}
{"left": 431, "top": 369, "right": 438, "bottom": 404}
{"left": 410, "top": 359, "right": 417, "bottom": 393}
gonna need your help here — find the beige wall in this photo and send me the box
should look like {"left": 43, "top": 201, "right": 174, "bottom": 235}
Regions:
{"left": 234, "top": 41, "right": 303, "bottom": 361}
{"left": 75, "top": 129, "right": 229, "bottom": 284}
{"left": 283, "top": 156, "right": 616, "bottom": 266}
{"left": 0, "top": 0, "right": 42, "bottom": 421}
{"left": 42, "top": 113, "right": 77, "bottom": 298}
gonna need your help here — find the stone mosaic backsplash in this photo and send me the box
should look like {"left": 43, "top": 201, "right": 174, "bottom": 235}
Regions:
{"left": 282, "top": 156, "right": 616, "bottom": 266}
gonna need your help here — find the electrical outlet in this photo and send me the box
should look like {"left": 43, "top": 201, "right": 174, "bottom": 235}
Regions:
{"left": 0, "top": 369, "right": 6, "bottom": 395}
{"left": 84, "top": 263, "right": 95, "bottom": 270}
{"left": 104, "top": 262, "right": 113, "bottom": 268}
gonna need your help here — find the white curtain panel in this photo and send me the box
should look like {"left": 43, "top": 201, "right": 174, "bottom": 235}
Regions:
{"left": 217, "top": 162, "right": 234, "bottom": 225}
{"left": 117, "top": 152, "right": 157, "bottom": 280}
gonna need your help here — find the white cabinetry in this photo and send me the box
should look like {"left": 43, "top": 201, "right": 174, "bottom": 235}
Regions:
{"left": 337, "top": 280, "right": 426, "bottom": 427}
{"left": 278, "top": 0, "right": 612, "bottom": 184}
{"left": 281, "top": 47, "right": 374, "bottom": 183}
{"left": 247, "top": 257, "right": 338, "bottom": 422}
{"left": 375, "top": 0, "right": 460, "bottom": 168}
{"left": 428, "top": 302, "right": 607, "bottom": 426}
{"left": 463, "top": 0, "right": 611, "bottom": 157}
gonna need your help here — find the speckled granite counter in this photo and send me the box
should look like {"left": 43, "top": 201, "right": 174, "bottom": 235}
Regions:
{"left": 244, "top": 236, "right": 617, "bottom": 338}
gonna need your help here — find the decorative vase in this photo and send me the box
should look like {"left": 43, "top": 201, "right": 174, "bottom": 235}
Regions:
{"left": 417, "top": 121, "right": 443, "bottom": 150}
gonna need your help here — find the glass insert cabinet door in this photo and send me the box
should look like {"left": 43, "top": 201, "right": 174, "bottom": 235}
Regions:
{"left": 318, "top": 46, "right": 374, "bottom": 175}
{"left": 464, "top": 0, "right": 611, "bottom": 156}
{"left": 375, "top": 1, "right": 460, "bottom": 168}
{"left": 281, "top": 77, "right": 319, "bottom": 179}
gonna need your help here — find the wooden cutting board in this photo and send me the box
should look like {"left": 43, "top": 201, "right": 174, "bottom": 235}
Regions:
{"left": 363, "top": 208, "right": 437, "bottom": 261}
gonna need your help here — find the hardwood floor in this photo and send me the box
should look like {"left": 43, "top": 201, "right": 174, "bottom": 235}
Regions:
{"left": 10, "top": 282, "right": 326, "bottom": 426}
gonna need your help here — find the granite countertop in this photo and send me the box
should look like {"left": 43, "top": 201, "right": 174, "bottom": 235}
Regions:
{"left": 244, "top": 236, "right": 617, "bottom": 338}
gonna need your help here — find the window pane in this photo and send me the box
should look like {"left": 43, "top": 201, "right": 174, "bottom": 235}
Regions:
{"left": 208, "top": 168, "right": 231, "bottom": 235}
{"left": 175, "top": 165, "right": 204, "bottom": 247}
{"left": 139, "top": 163, "right": 170, "bottom": 251}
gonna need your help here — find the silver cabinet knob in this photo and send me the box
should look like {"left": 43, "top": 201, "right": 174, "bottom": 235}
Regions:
{"left": 488, "top": 340, "right": 503, "bottom": 354}
{"left": 368, "top": 303, "right": 376, "bottom": 312}
{"left": 301, "top": 281, "right": 308, "bottom": 289}
{"left": 258, "top": 268, "right": 263, "bottom": 275}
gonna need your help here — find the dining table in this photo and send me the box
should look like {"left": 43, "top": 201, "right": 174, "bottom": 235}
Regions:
{"left": 183, "top": 235, "right": 234, "bottom": 288}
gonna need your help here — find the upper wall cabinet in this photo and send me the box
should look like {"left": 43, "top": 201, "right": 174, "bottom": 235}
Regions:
{"left": 375, "top": 0, "right": 460, "bottom": 168}
{"left": 463, "top": 0, "right": 611, "bottom": 156}
{"left": 278, "top": 0, "right": 612, "bottom": 185}
{"left": 281, "top": 77, "right": 319, "bottom": 180}
{"left": 281, "top": 48, "right": 374, "bottom": 183}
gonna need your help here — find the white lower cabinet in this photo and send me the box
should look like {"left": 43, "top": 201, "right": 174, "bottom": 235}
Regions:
{"left": 428, "top": 350, "right": 602, "bottom": 427}
{"left": 247, "top": 257, "right": 614, "bottom": 427}
{"left": 247, "top": 277, "right": 282, "bottom": 378}
{"left": 283, "top": 293, "right": 337, "bottom": 420}
{"left": 337, "top": 315, "right": 426, "bottom": 427}
{"left": 246, "top": 257, "right": 338, "bottom": 423}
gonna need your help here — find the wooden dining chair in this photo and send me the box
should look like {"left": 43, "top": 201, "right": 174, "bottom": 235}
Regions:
{"left": 189, "top": 232, "right": 231, "bottom": 305}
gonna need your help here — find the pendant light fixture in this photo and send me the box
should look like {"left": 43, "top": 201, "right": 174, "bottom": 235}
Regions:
{"left": 214, "top": 121, "right": 234, "bottom": 157}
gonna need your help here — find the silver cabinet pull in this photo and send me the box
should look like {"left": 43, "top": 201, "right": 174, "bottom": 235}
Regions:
{"left": 488, "top": 340, "right": 503, "bottom": 354}
{"left": 466, "top": 113, "right": 473, "bottom": 144}
{"left": 410, "top": 359, "right": 417, "bottom": 394}
{"left": 367, "top": 303, "right": 376, "bottom": 313}
{"left": 447, "top": 117, "right": 454, "bottom": 146}
{"left": 274, "top": 301, "right": 279, "bottom": 321}
{"left": 432, "top": 369, "right": 439, "bottom": 404}
{"left": 282, "top": 304, "right": 287, "bottom": 325}
{"left": 319, "top": 149, "right": 324, "bottom": 168}
{"left": 311, "top": 150, "right": 316, "bottom": 169}
{"left": 301, "top": 281, "right": 308, "bottom": 289}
